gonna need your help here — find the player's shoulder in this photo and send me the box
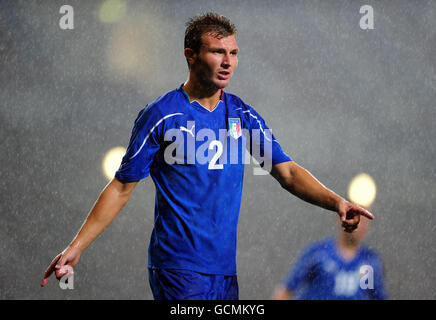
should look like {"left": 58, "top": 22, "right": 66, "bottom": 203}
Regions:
{"left": 302, "top": 237, "right": 335, "bottom": 257}
{"left": 223, "top": 91, "right": 253, "bottom": 110}
{"left": 224, "top": 91, "right": 245, "bottom": 105}
{"left": 134, "top": 88, "right": 184, "bottom": 122}
{"left": 144, "top": 88, "right": 183, "bottom": 114}
{"left": 359, "top": 244, "right": 382, "bottom": 261}
{"left": 223, "top": 91, "right": 262, "bottom": 120}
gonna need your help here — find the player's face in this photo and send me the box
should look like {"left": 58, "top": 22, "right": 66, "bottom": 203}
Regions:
{"left": 191, "top": 33, "right": 239, "bottom": 90}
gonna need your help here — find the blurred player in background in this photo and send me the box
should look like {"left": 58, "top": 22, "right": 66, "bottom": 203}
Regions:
{"left": 41, "top": 13, "right": 374, "bottom": 300}
{"left": 273, "top": 207, "right": 387, "bottom": 300}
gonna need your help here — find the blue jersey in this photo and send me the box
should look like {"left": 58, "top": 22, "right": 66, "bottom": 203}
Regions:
{"left": 115, "top": 85, "right": 291, "bottom": 275}
{"left": 284, "top": 238, "right": 387, "bottom": 300}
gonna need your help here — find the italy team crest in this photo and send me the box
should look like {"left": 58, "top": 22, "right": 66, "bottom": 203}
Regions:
{"left": 228, "top": 118, "right": 242, "bottom": 139}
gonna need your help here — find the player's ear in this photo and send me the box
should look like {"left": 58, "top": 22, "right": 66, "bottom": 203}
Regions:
{"left": 184, "top": 48, "right": 196, "bottom": 67}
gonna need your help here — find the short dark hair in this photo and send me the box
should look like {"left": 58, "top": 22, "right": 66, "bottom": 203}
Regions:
{"left": 184, "top": 12, "right": 237, "bottom": 54}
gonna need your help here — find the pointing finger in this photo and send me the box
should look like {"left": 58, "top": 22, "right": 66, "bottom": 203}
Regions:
{"left": 41, "top": 254, "right": 62, "bottom": 287}
{"left": 361, "top": 209, "right": 374, "bottom": 220}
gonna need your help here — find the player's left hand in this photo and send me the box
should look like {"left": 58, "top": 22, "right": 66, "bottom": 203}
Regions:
{"left": 337, "top": 200, "right": 374, "bottom": 233}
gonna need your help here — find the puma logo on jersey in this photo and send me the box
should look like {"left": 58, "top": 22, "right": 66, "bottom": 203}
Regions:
{"left": 180, "top": 123, "right": 195, "bottom": 137}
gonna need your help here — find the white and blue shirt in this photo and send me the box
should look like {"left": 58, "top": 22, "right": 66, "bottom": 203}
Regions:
{"left": 115, "top": 85, "right": 291, "bottom": 275}
{"left": 284, "top": 237, "right": 387, "bottom": 299}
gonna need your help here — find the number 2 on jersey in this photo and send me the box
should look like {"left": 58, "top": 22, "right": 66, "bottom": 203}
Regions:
{"left": 208, "top": 140, "right": 223, "bottom": 170}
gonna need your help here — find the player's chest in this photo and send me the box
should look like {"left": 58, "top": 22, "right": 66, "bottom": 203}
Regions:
{"left": 163, "top": 106, "right": 246, "bottom": 142}
{"left": 160, "top": 111, "right": 246, "bottom": 167}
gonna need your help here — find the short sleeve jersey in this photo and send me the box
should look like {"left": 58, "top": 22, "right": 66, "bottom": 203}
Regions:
{"left": 284, "top": 238, "right": 387, "bottom": 300}
{"left": 115, "top": 85, "right": 291, "bottom": 275}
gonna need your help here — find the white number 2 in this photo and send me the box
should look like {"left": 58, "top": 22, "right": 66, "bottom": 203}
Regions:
{"left": 208, "top": 140, "right": 223, "bottom": 170}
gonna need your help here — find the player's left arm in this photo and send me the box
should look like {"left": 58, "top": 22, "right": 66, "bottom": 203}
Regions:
{"left": 270, "top": 161, "right": 374, "bottom": 232}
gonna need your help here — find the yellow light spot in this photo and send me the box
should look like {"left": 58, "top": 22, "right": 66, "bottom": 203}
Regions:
{"left": 347, "top": 173, "right": 377, "bottom": 208}
{"left": 102, "top": 147, "right": 126, "bottom": 180}
{"left": 107, "top": 22, "right": 147, "bottom": 75}
{"left": 98, "top": 0, "right": 127, "bottom": 24}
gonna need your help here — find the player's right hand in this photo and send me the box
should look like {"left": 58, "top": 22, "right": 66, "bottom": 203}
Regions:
{"left": 337, "top": 199, "right": 374, "bottom": 233}
{"left": 40, "top": 246, "right": 81, "bottom": 287}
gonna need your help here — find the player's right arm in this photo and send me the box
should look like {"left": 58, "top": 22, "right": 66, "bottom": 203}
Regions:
{"left": 41, "top": 101, "right": 167, "bottom": 287}
{"left": 40, "top": 178, "right": 138, "bottom": 287}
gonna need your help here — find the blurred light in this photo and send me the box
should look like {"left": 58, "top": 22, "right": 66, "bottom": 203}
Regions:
{"left": 102, "top": 147, "right": 126, "bottom": 180}
{"left": 105, "top": 12, "right": 168, "bottom": 84}
{"left": 107, "top": 22, "right": 145, "bottom": 75}
{"left": 347, "top": 173, "right": 377, "bottom": 208}
{"left": 99, "top": 0, "right": 127, "bottom": 24}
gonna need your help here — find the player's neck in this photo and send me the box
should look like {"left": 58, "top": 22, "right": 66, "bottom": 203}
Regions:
{"left": 182, "top": 79, "right": 222, "bottom": 111}
{"left": 337, "top": 234, "right": 360, "bottom": 261}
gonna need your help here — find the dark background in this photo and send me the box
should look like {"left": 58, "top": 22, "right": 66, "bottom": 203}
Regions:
{"left": 1, "top": 0, "right": 435, "bottom": 299}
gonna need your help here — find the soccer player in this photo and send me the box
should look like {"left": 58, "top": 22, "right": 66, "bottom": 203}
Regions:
{"left": 41, "top": 13, "right": 374, "bottom": 300}
{"left": 273, "top": 214, "right": 387, "bottom": 300}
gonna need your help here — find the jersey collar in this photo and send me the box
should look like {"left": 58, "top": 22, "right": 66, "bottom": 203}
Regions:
{"left": 178, "top": 84, "right": 224, "bottom": 111}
